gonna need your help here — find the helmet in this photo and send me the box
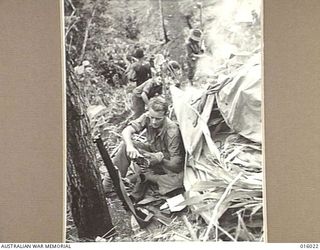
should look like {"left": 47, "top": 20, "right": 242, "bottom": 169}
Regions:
{"left": 189, "top": 29, "right": 202, "bottom": 42}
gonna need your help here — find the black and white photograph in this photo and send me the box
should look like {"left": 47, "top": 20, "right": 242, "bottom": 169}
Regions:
{"left": 65, "top": 0, "right": 263, "bottom": 242}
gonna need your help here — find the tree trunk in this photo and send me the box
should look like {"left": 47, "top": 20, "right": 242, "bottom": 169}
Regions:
{"left": 66, "top": 59, "right": 114, "bottom": 239}
{"left": 159, "top": 0, "right": 169, "bottom": 43}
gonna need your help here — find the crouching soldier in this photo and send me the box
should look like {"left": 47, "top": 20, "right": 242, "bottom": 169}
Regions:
{"left": 103, "top": 96, "right": 185, "bottom": 202}
{"left": 131, "top": 72, "right": 163, "bottom": 119}
{"left": 164, "top": 60, "right": 182, "bottom": 88}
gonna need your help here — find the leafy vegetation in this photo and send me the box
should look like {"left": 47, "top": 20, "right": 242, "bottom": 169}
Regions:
{"left": 65, "top": 0, "right": 262, "bottom": 242}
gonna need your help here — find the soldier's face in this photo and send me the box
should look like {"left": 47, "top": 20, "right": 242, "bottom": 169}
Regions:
{"left": 148, "top": 108, "right": 165, "bottom": 129}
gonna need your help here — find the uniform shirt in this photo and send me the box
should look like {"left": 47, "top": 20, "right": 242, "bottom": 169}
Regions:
{"left": 130, "top": 61, "right": 152, "bottom": 86}
{"left": 186, "top": 40, "right": 202, "bottom": 61}
{"left": 130, "top": 113, "right": 185, "bottom": 173}
{"left": 132, "top": 78, "right": 163, "bottom": 99}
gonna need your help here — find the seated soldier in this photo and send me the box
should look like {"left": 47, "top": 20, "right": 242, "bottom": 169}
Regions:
{"left": 131, "top": 72, "right": 163, "bottom": 119}
{"left": 103, "top": 96, "right": 185, "bottom": 201}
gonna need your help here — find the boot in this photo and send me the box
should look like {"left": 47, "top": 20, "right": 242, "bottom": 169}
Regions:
{"left": 130, "top": 174, "right": 149, "bottom": 203}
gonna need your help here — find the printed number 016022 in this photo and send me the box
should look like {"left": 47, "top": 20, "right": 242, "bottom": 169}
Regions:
{"left": 300, "top": 244, "right": 319, "bottom": 249}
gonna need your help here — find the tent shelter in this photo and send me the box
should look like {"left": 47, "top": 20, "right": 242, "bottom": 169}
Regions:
{"left": 170, "top": 54, "right": 263, "bottom": 240}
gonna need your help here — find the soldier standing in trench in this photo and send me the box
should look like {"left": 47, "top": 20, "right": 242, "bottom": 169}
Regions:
{"left": 128, "top": 48, "right": 152, "bottom": 87}
{"left": 186, "top": 29, "right": 204, "bottom": 85}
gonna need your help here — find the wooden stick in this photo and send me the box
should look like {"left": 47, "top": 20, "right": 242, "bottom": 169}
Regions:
{"left": 68, "top": 34, "right": 73, "bottom": 53}
{"left": 101, "top": 227, "right": 116, "bottom": 238}
{"left": 67, "top": 0, "right": 75, "bottom": 12}
{"left": 65, "top": 20, "right": 80, "bottom": 38}
{"left": 79, "top": 6, "right": 96, "bottom": 62}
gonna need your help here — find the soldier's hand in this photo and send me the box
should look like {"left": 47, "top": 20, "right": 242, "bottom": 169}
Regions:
{"left": 126, "top": 145, "right": 141, "bottom": 159}
{"left": 144, "top": 152, "right": 164, "bottom": 166}
{"left": 140, "top": 164, "right": 149, "bottom": 173}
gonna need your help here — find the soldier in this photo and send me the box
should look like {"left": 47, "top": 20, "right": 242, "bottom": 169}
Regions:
{"left": 186, "top": 29, "right": 204, "bottom": 85}
{"left": 103, "top": 96, "right": 185, "bottom": 202}
{"left": 128, "top": 48, "right": 152, "bottom": 87}
{"left": 164, "top": 60, "right": 182, "bottom": 88}
{"left": 131, "top": 72, "right": 163, "bottom": 119}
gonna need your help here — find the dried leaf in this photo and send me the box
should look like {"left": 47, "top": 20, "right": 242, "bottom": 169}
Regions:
{"left": 179, "top": 192, "right": 220, "bottom": 206}
{"left": 190, "top": 181, "right": 220, "bottom": 192}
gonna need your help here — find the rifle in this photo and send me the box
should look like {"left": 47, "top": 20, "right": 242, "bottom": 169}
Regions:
{"left": 94, "top": 137, "right": 153, "bottom": 228}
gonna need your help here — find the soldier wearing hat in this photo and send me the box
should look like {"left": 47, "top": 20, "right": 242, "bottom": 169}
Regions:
{"left": 186, "top": 29, "right": 204, "bottom": 85}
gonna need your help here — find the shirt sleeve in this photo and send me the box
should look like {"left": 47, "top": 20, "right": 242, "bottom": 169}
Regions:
{"left": 128, "top": 63, "right": 137, "bottom": 81}
{"left": 164, "top": 125, "right": 185, "bottom": 172}
{"left": 129, "top": 113, "right": 148, "bottom": 132}
{"left": 142, "top": 80, "right": 154, "bottom": 95}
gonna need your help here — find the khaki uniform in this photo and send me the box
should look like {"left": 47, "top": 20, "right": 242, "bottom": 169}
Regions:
{"left": 186, "top": 40, "right": 202, "bottom": 81}
{"left": 131, "top": 79, "right": 163, "bottom": 119}
{"left": 103, "top": 113, "right": 185, "bottom": 195}
{"left": 129, "top": 61, "right": 152, "bottom": 86}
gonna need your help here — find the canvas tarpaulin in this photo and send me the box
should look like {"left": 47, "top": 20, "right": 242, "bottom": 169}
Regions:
{"left": 170, "top": 57, "right": 262, "bottom": 232}
{"left": 216, "top": 54, "right": 262, "bottom": 143}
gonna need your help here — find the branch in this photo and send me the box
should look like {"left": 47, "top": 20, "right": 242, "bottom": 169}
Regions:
{"left": 79, "top": 5, "right": 97, "bottom": 63}
{"left": 65, "top": 19, "right": 79, "bottom": 38}
{"left": 67, "top": 0, "right": 76, "bottom": 13}
{"left": 68, "top": 34, "right": 74, "bottom": 54}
